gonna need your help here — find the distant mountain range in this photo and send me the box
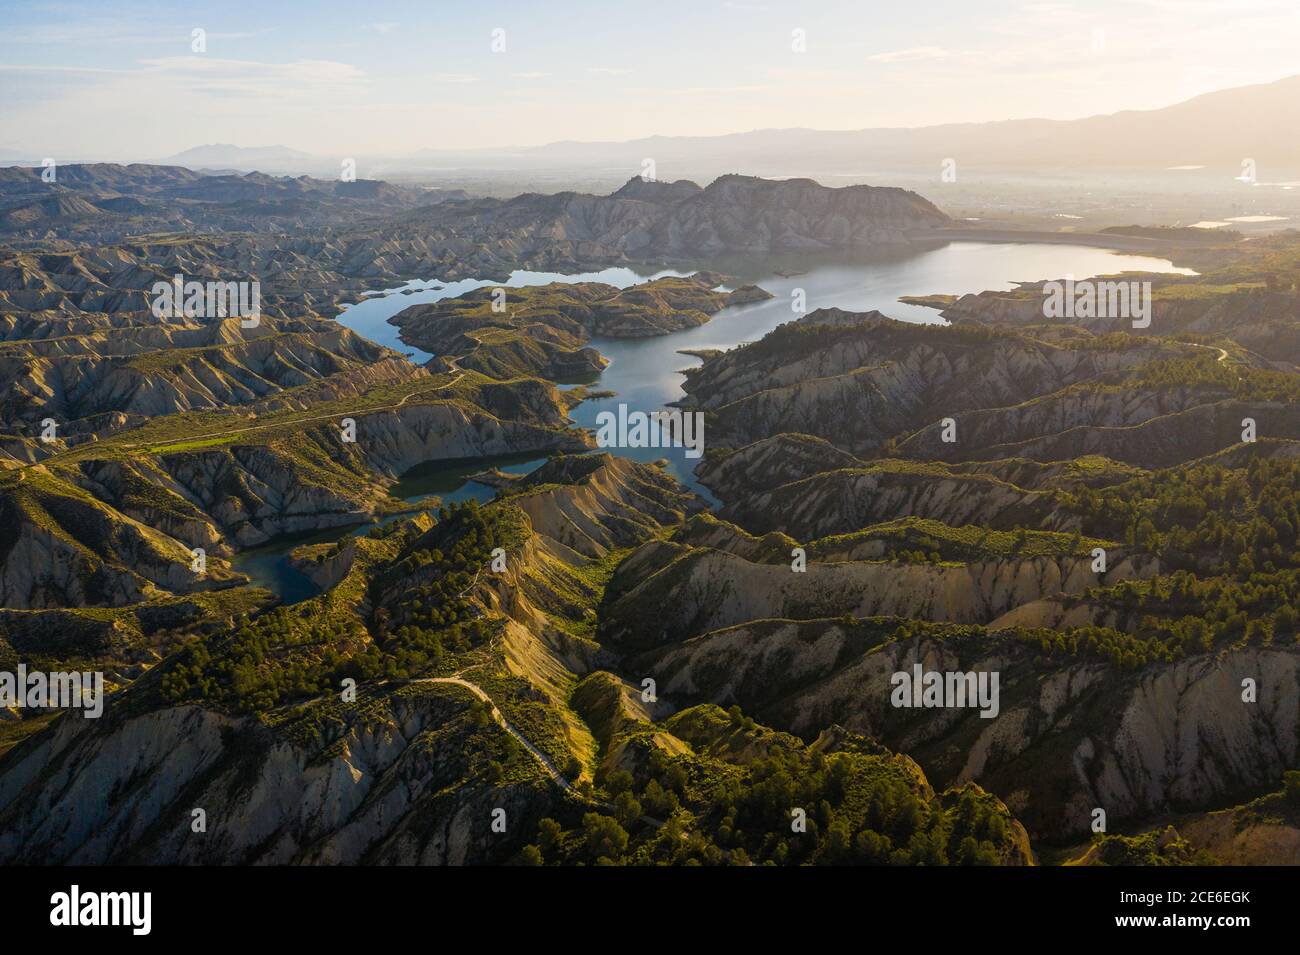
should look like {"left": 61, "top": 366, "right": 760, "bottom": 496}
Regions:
{"left": 134, "top": 75, "right": 1300, "bottom": 183}
{"left": 162, "top": 144, "right": 315, "bottom": 169}
{"left": 499, "top": 74, "right": 1300, "bottom": 177}
{"left": 4, "top": 76, "right": 1298, "bottom": 186}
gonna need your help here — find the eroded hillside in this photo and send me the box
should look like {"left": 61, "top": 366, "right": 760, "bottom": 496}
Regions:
{"left": 2, "top": 171, "right": 1298, "bottom": 866}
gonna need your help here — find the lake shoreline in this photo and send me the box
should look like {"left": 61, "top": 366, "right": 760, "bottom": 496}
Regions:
{"left": 240, "top": 241, "right": 1196, "bottom": 602}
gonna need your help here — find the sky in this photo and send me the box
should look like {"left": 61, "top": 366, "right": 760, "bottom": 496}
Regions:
{"left": 2, "top": 0, "right": 1299, "bottom": 159}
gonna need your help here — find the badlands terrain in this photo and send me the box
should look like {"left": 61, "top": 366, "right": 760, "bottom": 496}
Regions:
{"left": 0, "top": 165, "right": 1297, "bottom": 865}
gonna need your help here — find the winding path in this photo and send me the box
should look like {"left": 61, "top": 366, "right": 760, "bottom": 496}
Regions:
{"left": 416, "top": 675, "right": 578, "bottom": 793}
{"left": 1189, "top": 342, "right": 1230, "bottom": 363}
{"left": 409, "top": 670, "right": 671, "bottom": 831}
{"left": 1182, "top": 339, "right": 1241, "bottom": 380}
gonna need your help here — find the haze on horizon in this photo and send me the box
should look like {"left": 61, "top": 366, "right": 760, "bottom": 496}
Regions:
{"left": 2, "top": 0, "right": 1298, "bottom": 161}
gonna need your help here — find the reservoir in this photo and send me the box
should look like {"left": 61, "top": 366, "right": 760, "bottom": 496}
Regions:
{"left": 233, "top": 241, "right": 1194, "bottom": 599}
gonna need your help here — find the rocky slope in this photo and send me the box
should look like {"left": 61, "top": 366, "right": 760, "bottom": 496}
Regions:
{"left": 0, "top": 454, "right": 697, "bottom": 862}
{"left": 0, "top": 323, "right": 400, "bottom": 433}
{"left": 708, "top": 460, "right": 1059, "bottom": 540}
{"left": 625, "top": 620, "right": 1300, "bottom": 841}
{"left": 0, "top": 466, "right": 240, "bottom": 609}
{"left": 0, "top": 456, "right": 1037, "bottom": 865}
{"left": 0, "top": 163, "right": 438, "bottom": 243}
{"left": 602, "top": 528, "right": 1154, "bottom": 650}
{"left": 0, "top": 375, "right": 592, "bottom": 616}
{"left": 681, "top": 310, "right": 1184, "bottom": 455}
{"left": 0, "top": 684, "right": 562, "bottom": 864}
{"left": 378, "top": 173, "right": 950, "bottom": 278}
{"left": 4, "top": 175, "right": 1299, "bottom": 867}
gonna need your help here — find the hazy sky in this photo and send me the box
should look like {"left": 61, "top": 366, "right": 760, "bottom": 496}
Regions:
{"left": 2, "top": 0, "right": 1298, "bottom": 159}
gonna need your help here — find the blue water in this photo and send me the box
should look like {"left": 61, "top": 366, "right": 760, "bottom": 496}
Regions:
{"left": 231, "top": 452, "right": 548, "bottom": 599}
{"left": 334, "top": 267, "right": 688, "bottom": 363}
{"left": 234, "top": 242, "right": 1195, "bottom": 600}
{"left": 230, "top": 524, "right": 367, "bottom": 604}
{"left": 390, "top": 452, "right": 549, "bottom": 506}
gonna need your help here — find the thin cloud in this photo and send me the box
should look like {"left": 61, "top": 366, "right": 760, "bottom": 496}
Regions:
{"left": 138, "top": 56, "right": 365, "bottom": 94}
{"left": 868, "top": 46, "right": 953, "bottom": 63}
{"left": 0, "top": 64, "right": 130, "bottom": 75}
{"left": 4, "top": 56, "right": 369, "bottom": 104}
{"left": 667, "top": 85, "right": 771, "bottom": 94}
{"left": 4, "top": 22, "right": 262, "bottom": 45}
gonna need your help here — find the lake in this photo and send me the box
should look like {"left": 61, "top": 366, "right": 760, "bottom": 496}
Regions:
{"left": 232, "top": 240, "right": 1195, "bottom": 599}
